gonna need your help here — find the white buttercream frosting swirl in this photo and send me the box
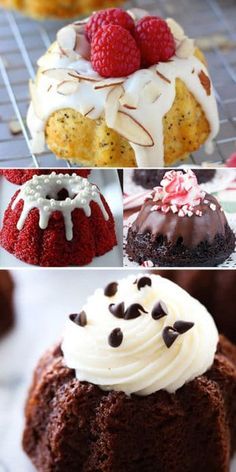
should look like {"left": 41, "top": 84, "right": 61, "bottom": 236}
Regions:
{"left": 62, "top": 274, "right": 218, "bottom": 395}
{"left": 27, "top": 11, "right": 219, "bottom": 167}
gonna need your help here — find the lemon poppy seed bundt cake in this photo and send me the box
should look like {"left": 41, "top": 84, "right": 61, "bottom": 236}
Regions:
{"left": 27, "top": 8, "right": 219, "bottom": 167}
{"left": 0, "top": 0, "right": 124, "bottom": 20}
{"left": 126, "top": 170, "right": 235, "bottom": 267}
{"left": 0, "top": 172, "right": 117, "bottom": 267}
{"left": 23, "top": 274, "right": 236, "bottom": 471}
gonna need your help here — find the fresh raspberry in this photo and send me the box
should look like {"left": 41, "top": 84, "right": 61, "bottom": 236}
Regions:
{"left": 91, "top": 25, "right": 141, "bottom": 78}
{"left": 135, "top": 16, "right": 175, "bottom": 66}
{"left": 86, "top": 8, "right": 135, "bottom": 41}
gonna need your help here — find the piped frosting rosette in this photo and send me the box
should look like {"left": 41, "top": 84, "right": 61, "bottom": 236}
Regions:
{"left": 62, "top": 274, "right": 218, "bottom": 395}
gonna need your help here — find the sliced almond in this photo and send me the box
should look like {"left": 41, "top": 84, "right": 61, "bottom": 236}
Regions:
{"left": 68, "top": 71, "right": 99, "bottom": 82}
{"left": 198, "top": 70, "right": 211, "bottom": 95}
{"left": 156, "top": 70, "right": 171, "bottom": 84}
{"left": 176, "top": 37, "right": 195, "bottom": 59}
{"left": 9, "top": 119, "right": 22, "bottom": 135}
{"left": 105, "top": 85, "right": 125, "bottom": 128}
{"left": 114, "top": 111, "right": 154, "bottom": 147}
{"left": 43, "top": 68, "right": 79, "bottom": 82}
{"left": 57, "top": 26, "right": 76, "bottom": 52}
{"left": 75, "top": 33, "right": 91, "bottom": 60}
{"left": 143, "top": 81, "right": 161, "bottom": 104}
{"left": 166, "top": 18, "right": 185, "bottom": 42}
{"left": 57, "top": 80, "right": 79, "bottom": 95}
{"left": 84, "top": 107, "right": 95, "bottom": 117}
{"left": 94, "top": 78, "right": 125, "bottom": 90}
{"left": 119, "top": 91, "right": 139, "bottom": 110}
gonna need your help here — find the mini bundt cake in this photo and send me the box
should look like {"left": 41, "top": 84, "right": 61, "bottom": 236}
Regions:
{"left": 154, "top": 270, "right": 236, "bottom": 344}
{"left": 2, "top": 169, "right": 90, "bottom": 185}
{"left": 133, "top": 169, "right": 216, "bottom": 189}
{"left": 0, "top": 271, "right": 14, "bottom": 338}
{"left": 27, "top": 8, "right": 219, "bottom": 167}
{"left": 0, "top": 172, "right": 117, "bottom": 267}
{"left": 0, "top": 0, "right": 124, "bottom": 20}
{"left": 126, "top": 170, "right": 235, "bottom": 267}
{"left": 23, "top": 274, "right": 236, "bottom": 471}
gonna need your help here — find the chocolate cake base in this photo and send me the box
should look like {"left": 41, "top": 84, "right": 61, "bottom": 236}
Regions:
{"left": 0, "top": 271, "right": 14, "bottom": 338}
{"left": 132, "top": 169, "right": 216, "bottom": 189}
{"left": 23, "top": 337, "right": 236, "bottom": 472}
{"left": 126, "top": 224, "right": 235, "bottom": 267}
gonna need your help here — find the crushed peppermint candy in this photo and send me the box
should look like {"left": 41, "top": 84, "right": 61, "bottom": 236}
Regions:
{"left": 210, "top": 203, "right": 216, "bottom": 211}
{"left": 142, "top": 260, "right": 154, "bottom": 267}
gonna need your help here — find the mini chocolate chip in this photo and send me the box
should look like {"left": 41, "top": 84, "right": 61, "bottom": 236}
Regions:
{"left": 69, "top": 311, "right": 87, "bottom": 327}
{"left": 162, "top": 326, "right": 179, "bottom": 348}
{"left": 173, "top": 321, "right": 194, "bottom": 334}
{"left": 124, "top": 303, "right": 148, "bottom": 320}
{"left": 109, "top": 302, "right": 125, "bottom": 319}
{"left": 151, "top": 301, "right": 168, "bottom": 320}
{"left": 137, "top": 276, "right": 152, "bottom": 291}
{"left": 104, "top": 282, "right": 118, "bottom": 297}
{"left": 108, "top": 328, "right": 123, "bottom": 348}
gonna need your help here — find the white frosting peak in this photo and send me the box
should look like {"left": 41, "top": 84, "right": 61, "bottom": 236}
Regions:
{"left": 12, "top": 172, "right": 109, "bottom": 240}
{"left": 27, "top": 12, "right": 219, "bottom": 167}
{"left": 62, "top": 274, "right": 218, "bottom": 395}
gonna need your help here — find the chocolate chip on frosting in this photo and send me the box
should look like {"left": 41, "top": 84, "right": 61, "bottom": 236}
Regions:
{"left": 162, "top": 326, "right": 179, "bottom": 348}
{"left": 69, "top": 311, "right": 87, "bottom": 327}
{"left": 174, "top": 321, "right": 194, "bottom": 334}
{"left": 137, "top": 276, "right": 152, "bottom": 291}
{"left": 124, "top": 303, "right": 148, "bottom": 320}
{"left": 108, "top": 328, "right": 123, "bottom": 348}
{"left": 151, "top": 301, "right": 168, "bottom": 320}
{"left": 104, "top": 282, "right": 118, "bottom": 297}
{"left": 109, "top": 302, "right": 125, "bottom": 319}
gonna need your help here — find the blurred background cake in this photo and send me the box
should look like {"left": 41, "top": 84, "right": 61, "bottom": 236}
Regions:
{"left": 0, "top": 270, "right": 14, "bottom": 338}
{"left": 133, "top": 169, "right": 216, "bottom": 189}
{"left": 0, "top": 0, "right": 124, "bottom": 19}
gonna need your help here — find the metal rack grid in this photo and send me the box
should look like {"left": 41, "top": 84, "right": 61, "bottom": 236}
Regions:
{"left": 0, "top": 0, "right": 236, "bottom": 168}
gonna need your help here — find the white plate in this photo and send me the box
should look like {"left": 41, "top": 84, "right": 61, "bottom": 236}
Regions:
{"left": 0, "top": 170, "right": 123, "bottom": 268}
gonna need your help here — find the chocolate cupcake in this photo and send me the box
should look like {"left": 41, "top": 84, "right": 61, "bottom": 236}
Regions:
{"left": 23, "top": 274, "right": 236, "bottom": 471}
{"left": 133, "top": 169, "right": 216, "bottom": 189}
{"left": 126, "top": 170, "right": 235, "bottom": 267}
{"left": 0, "top": 271, "right": 14, "bottom": 338}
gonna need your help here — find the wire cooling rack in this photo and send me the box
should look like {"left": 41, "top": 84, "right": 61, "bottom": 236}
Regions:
{"left": 0, "top": 0, "right": 236, "bottom": 168}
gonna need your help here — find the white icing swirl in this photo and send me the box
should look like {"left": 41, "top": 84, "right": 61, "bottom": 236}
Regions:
{"left": 27, "top": 12, "right": 219, "bottom": 167}
{"left": 12, "top": 172, "right": 109, "bottom": 241}
{"left": 62, "top": 274, "right": 218, "bottom": 395}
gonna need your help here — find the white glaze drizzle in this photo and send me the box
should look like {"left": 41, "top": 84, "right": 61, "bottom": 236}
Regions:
{"left": 27, "top": 12, "right": 219, "bottom": 167}
{"left": 12, "top": 172, "right": 109, "bottom": 240}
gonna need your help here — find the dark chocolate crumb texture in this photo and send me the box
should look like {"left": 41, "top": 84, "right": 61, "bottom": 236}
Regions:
{"left": 23, "top": 274, "right": 236, "bottom": 472}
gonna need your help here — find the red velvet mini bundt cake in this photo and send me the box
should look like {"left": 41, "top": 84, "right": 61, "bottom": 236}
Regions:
{"left": 0, "top": 172, "right": 117, "bottom": 266}
{"left": 23, "top": 274, "right": 236, "bottom": 472}
{"left": 0, "top": 270, "right": 14, "bottom": 338}
{"left": 154, "top": 270, "right": 236, "bottom": 344}
{"left": 2, "top": 169, "right": 90, "bottom": 185}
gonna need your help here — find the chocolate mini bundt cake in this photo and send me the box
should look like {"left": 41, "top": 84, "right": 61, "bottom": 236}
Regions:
{"left": 0, "top": 271, "right": 14, "bottom": 338}
{"left": 154, "top": 270, "right": 236, "bottom": 344}
{"left": 23, "top": 274, "right": 236, "bottom": 471}
{"left": 133, "top": 169, "right": 216, "bottom": 189}
{"left": 126, "top": 170, "right": 235, "bottom": 267}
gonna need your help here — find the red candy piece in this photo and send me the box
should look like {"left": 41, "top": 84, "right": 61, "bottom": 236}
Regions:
{"left": 91, "top": 25, "right": 141, "bottom": 78}
{"left": 135, "top": 16, "right": 175, "bottom": 67}
{"left": 86, "top": 8, "right": 135, "bottom": 41}
{"left": 226, "top": 153, "right": 236, "bottom": 168}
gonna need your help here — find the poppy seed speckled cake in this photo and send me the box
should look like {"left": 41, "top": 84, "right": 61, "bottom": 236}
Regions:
{"left": 27, "top": 8, "right": 219, "bottom": 167}
{"left": 126, "top": 170, "right": 235, "bottom": 267}
{"left": 23, "top": 274, "right": 236, "bottom": 471}
{"left": 0, "top": 172, "right": 117, "bottom": 266}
